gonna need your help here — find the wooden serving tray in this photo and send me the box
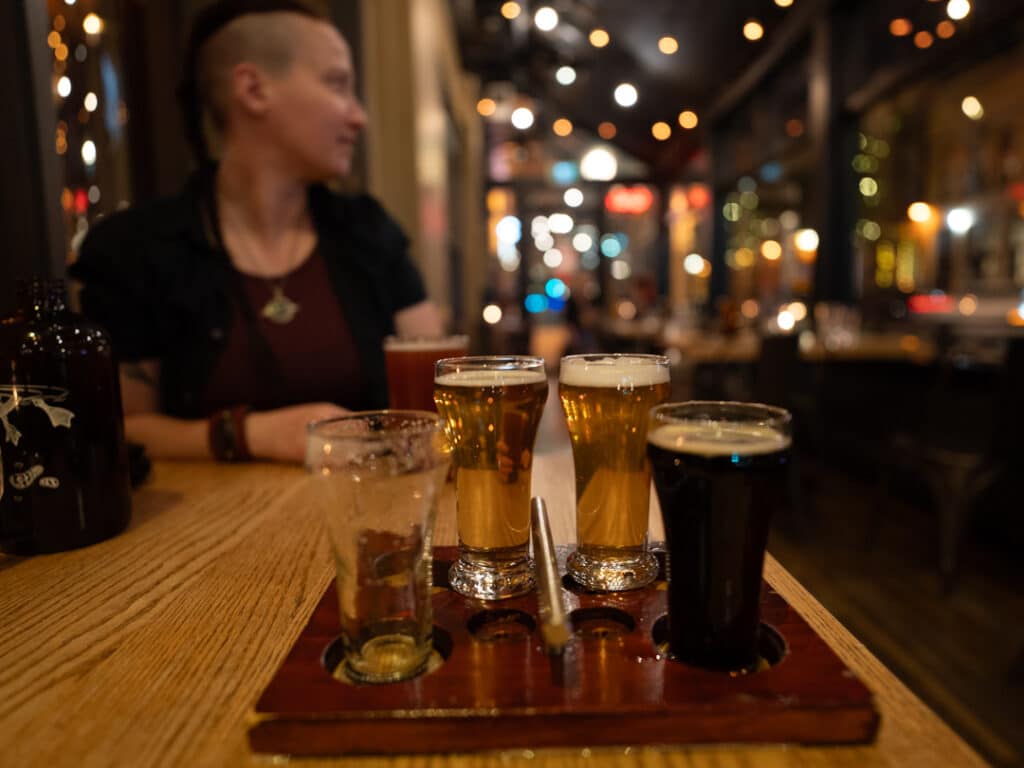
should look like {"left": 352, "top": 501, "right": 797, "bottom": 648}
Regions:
{"left": 249, "top": 547, "right": 878, "bottom": 756}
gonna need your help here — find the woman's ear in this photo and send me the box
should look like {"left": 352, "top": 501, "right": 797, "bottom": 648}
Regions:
{"left": 230, "top": 61, "right": 272, "bottom": 117}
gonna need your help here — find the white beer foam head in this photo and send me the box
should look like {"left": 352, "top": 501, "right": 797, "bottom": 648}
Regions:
{"left": 385, "top": 335, "right": 469, "bottom": 351}
{"left": 559, "top": 355, "right": 669, "bottom": 388}
{"left": 435, "top": 368, "right": 546, "bottom": 387}
{"left": 648, "top": 422, "right": 791, "bottom": 457}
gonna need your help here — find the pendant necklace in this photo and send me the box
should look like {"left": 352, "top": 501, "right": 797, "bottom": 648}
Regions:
{"left": 261, "top": 279, "right": 300, "bottom": 324}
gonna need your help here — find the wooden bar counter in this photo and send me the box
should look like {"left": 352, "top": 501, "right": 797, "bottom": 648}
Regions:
{"left": 0, "top": 452, "right": 985, "bottom": 767}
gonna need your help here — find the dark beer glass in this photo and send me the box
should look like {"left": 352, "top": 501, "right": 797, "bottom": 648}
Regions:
{"left": 647, "top": 401, "right": 791, "bottom": 671}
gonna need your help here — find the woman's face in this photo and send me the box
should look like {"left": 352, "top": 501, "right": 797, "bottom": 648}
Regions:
{"left": 264, "top": 19, "right": 368, "bottom": 181}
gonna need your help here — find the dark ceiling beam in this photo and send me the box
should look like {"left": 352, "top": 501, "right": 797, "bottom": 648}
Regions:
{"left": 706, "top": 0, "right": 826, "bottom": 125}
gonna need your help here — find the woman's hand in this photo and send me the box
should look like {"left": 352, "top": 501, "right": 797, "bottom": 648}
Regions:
{"left": 246, "top": 402, "right": 349, "bottom": 463}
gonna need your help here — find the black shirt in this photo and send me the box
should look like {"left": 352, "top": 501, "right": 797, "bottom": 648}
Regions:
{"left": 69, "top": 175, "right": 427, "bottom": 418}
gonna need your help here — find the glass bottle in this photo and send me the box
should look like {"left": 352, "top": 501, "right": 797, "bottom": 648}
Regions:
{"left": 0, "top": 278, "right": 132, "bottom": 554}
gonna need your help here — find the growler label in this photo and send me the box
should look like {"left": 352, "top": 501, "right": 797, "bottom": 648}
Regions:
{"left": 0, "top": 385, "right": 75, "bottom": 447}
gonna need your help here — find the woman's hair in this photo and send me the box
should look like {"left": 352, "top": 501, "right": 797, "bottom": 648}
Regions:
{"left": 177, "top": 0, "right": 326, "bottom": 168}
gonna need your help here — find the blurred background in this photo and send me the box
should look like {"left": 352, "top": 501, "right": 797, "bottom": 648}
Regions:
{"left": 2, "top": 0, "right": 1023, "bottom": 764}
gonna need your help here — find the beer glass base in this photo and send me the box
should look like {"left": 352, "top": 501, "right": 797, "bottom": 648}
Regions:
{"left": 344, "top": 633, "right": 432, "bottom": 684}
{"left": 448, "top": 556, "right": 535, "bottom": 600}
{"left": 567, "top": 549, "right": 659, "bottom": 592}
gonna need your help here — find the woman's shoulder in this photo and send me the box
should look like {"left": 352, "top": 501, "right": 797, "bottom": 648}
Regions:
{"left": 310, "top": 187, "right": 409, "bottom": 253}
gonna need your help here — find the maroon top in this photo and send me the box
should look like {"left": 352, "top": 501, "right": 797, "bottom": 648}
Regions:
{"left": 202, "top": 249, "right": 363, "bottom": 413}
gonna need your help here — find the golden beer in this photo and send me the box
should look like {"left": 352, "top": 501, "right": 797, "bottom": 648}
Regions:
{"left": 434, "top": 357, "right": 547, "bottom": 599}
{"left": 559, "top": 354, "right": 670, "bottom": 591}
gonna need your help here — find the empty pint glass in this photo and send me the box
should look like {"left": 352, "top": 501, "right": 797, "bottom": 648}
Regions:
{"left": 307, "top": 411, "right": 449, "bottom": 684}
{"left": 559, "top": 354, "right": 670, "bottom": 591}
{"left": 384, "top": 335, "right": 469, "bottom": 411}
{"left": 647, "top": 401, "right": 792, "bottom": 672}
{"left": 434, "top": 356, "right": 547, "bottom": 600}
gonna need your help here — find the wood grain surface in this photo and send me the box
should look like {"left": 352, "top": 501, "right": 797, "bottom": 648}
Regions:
{"left": 0, "top": 451, "right": 986, "bottom": 767}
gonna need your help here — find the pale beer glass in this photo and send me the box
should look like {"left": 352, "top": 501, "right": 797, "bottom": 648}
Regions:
{"left": 434, "top": 356, "right": 547, "bottom": 600}
{"left": 307, "top": 411, "right": 449, "bottom": 684}
{"left": 559, "top": 354, "right": 670, "bottom": 591}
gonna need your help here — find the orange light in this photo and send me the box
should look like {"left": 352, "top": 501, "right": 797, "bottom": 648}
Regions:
{"left": 743, "top": 20, "right": 764, "bottom": 41}
{"left": 677, "top": 110, "right": 698, "bottom": 130}
{"left": 54, "top": 43, "right": 69, "bottom": 62}
{"left": 687, "top": 184, "right": 711, "bottom": 209}
{"left": 658, "top": 36, "right": 678, "bottom": 54}
{"left": 914, "top": 30, "right": 934, "bottom": 48}
{"left": 597, "top": 121, "right": 617, "bottom": 140}
{"left": 476, "top": 98, "right": 496, "bottom": 117}
{"left": 936, "top": 20, "right": 956, "bottom": 38}
{"left": 47, "top": 30, "right": 61, "bottom": 48}
{"left": 785, "top": 118, "right": 804, "bottom": 137}
{"left": 604, "top": 185, "right": 654, "bottom": 215}
{"left": 500, "top": 1, "right": 521, "bottom": 20}
{"left": 53, "top": 14, "right": 66, "bottom": 32}
{"left": 889, "top": 18, "right": 913, "bottom": 36}
{"left": 651, "top": 121, "right": 671, "bottom": 141}
{"left": 589, "top": 28, "right": 610, "bottom": 48}
{"left": 552, "top": 118, "right": 573, "bottom": 137}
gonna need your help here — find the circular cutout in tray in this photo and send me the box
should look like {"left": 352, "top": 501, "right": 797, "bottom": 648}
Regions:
{"left": 467, "top": 608, "right": 536, "bottom": 641}
{"left": 568, "top": 606, "right": 637, "bottom": 639}
{"left": 322, "top": 626, "right": 453, "bottom": 685}
{"left": 651, "top": 615, "right": 788, "bottom": 673}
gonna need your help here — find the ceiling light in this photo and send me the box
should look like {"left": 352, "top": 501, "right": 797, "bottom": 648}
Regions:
{"left": 658, "top": 36, "right": 678, "bottom": 55}
{"left": 683, "top": 253, "right": 704, "bottom": 275}
{"left": 794, "top": 228, "right": 819, "bottom": 251}
{"left": 510, "top": 106, "right": 534, "bottom": 130}
{"left": 946, "top": 0, "right": 970, "bottom": 21}
{"left": 678, "top": 110, "right": 698, "bottom": 130}
{"left": 589, "top": 28, "right": 610, "bottom": 48}
{"left": 553, "top": 118, "right": 573, "bottom": 137}
{"left": 476, "top": 98, "right": 496, "bottom": 117}
{"left": 534, "top": 6, "right": 558, "bottom": 31}
{"left": 774, "top": 0, "right": 793, "bottom": 6}
{"left": 907, "top": 202, "right": 932, "bottom": 223}
{"left": 961, "top": 96, "right": 983, "bottom": 120}
{"left": 548, "top": 213, "right": 574, "bottom": 234}
{"left": 555, "top": 66, "right": 576, "bottom": 86}
{"left": 580, "top": 147, "right": 618, "bottom": 181}
{"left": 572, "top": 232, "right": 593, "bottom": 251}
{"left": 500, "top": 1, "right": 521, "bottom": 20}
{"left": 743, "top": 20, "right": 764, "bottom": 41}
{"left": 946, "top": 207, "right": 974, "bottom": 234}
{"left": 651, "top": 122, "right": 671, "bottom": 141}
{"left": 82, "top": 13, "right": 103, "bottom": 34}
{"left": 889, "top": 18, "right": 912, "bottom": 37}
{"left": 613, "top": 83, "right": 638, "bottom": 107}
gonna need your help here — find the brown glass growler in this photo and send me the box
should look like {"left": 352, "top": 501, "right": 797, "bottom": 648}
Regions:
{"left": 0, "top": 279, "right": 132, "bottom": 554}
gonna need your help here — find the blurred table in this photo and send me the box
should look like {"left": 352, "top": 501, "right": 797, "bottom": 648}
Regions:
{"left": 0, "top": 454, "right": 984, "bottom": 767}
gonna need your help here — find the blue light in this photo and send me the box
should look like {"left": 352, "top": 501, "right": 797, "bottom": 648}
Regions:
{"left": 600, "top": 236, "right": 622, "bottom": 258}
{"left": 545, "top": 278, "right": 567, "bottom": 299}
{"left": 524, "top": 293, "right": 548, "bottom": 313}
{"left": 616, "top": 233, "right": 630, "bottom": 249}
{"left": 760, "top": 162, "right": 783, "bottom": 183}
{"left": 551, "top": 161, "right": 579, "bottom": 185}
{"left": 548, "top": 297, "right": 567, "bottom": 312}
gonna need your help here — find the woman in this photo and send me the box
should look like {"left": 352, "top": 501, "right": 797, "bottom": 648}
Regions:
{"left": 71, "top": 0, "right": 443, "bottom": 463}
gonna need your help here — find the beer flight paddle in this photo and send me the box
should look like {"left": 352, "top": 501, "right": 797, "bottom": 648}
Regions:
{"left": 249, "top": 545, "right": 879, "bottom": 756}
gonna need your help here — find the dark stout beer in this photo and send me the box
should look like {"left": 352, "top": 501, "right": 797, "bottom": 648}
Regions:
{"left": 648, "top": 406, "right": 791, "bottom": 670}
